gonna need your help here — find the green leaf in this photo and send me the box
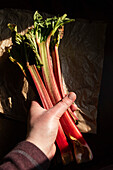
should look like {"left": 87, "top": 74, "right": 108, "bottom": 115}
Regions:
{"left": 34, "top": 12, "right": 75, "bottom": 43}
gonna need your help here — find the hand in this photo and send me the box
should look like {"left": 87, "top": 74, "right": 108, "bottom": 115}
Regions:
{"left": 26, "top": 92, "right": 76, "bottom": 160}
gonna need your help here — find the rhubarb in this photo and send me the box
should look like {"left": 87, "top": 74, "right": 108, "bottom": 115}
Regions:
{"left": 8, "top": 11, "right": 93, "bottom": 164}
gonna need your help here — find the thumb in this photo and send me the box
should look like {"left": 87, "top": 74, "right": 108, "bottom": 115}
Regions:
{"left": 49, "top": 92, "right": 76, "bottom": 120}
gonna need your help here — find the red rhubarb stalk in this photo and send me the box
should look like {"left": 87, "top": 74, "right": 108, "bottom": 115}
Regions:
{"left": 51, "top": 44, "right": 78, "bottom": 122}
{"left": 51, "top": 45, "right": 65, "bottom": 98}
{"left": 27, "top": 63, "right": 73, "bottom": 164}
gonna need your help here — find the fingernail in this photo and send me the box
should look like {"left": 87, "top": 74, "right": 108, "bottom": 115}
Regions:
{"left": 68, "top": 92, "right": 76, "bottom": 101}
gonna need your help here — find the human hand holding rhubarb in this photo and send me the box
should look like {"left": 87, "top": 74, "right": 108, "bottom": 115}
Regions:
{"left": 26, "top": 92, "right": 76, "bottom": 160}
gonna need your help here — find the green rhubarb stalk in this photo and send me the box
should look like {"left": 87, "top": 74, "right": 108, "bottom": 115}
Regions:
{"left": 37, "top": 40, "right": 60, "bottom": 104}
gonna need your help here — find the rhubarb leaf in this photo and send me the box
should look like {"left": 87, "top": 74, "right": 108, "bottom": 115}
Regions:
{"left": 25, "top": 28, "right": 43, "bottom": 69}
{"left": 8, "top": 24, "right": 43, "bottom": 74}
{"left": 8, "top": 24, "right": 27, "bottom": 74}
{"left": 34, "top": 11, "right": 75, "bottom": 43}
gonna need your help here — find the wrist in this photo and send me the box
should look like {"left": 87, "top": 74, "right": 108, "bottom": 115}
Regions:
{"left": 26, "top": 137, "right": 56, "bottom": 160}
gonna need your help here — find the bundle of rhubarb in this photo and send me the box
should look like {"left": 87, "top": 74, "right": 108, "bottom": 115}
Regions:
{"left": 8, "top": 11, "right": 93, "bottom": 165}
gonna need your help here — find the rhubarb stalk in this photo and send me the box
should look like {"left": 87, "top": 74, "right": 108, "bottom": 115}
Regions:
{"left": 51, "top": 35, "right": 79, "bottom": 123}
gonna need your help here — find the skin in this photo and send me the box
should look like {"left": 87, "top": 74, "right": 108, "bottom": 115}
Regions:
{"left": 26, "top": 92, "right": 77, "bottom": 160}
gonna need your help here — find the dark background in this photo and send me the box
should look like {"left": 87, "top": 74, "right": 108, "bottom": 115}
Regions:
{"left": 0, "top": 0, "right": 113, "bottom": 169}
{"left": 1, "top": 0, "right": 113, "bottom": 21}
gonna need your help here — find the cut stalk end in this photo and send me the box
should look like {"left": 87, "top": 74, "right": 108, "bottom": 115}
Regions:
{"left": 70, "top": 135, "right": 93, "bottom": 164}
{"left": 61, "top": 151, "right": 73, "bottom": 165}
